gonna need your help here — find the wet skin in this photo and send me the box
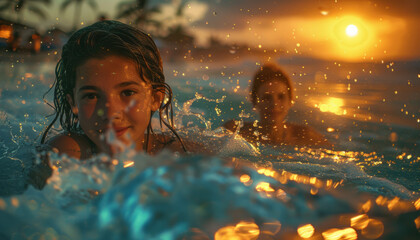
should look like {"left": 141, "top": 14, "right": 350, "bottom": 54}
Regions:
{"left": 225, "top": 79, "right": 329, "bottom": 147}
{"left": 67, "top": 55, "right": 162, "bottom": 155}
{"left": 255, "top": 81, "right": 291, "bottom": 128}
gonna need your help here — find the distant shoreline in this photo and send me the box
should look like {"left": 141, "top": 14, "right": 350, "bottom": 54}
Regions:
{"left": 0, "top": 50, "right": 61, "bottom": 63}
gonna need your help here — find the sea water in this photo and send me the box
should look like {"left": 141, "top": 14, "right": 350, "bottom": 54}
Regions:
{"left": 0, "top": 53, "right": 419, "bottom": 239}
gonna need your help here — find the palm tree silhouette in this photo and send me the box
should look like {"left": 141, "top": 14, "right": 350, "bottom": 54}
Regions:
{"left": 163, "top": 0, "right": 193, "bottom": 43}
{"left": 0, "top": 0, "right": 51, "bottom": 23}
{"left": 116, "top": 0, "right": 160, "bottom": 28}
{"left": 60, "top": 0, "right": 98, "bottom": 31}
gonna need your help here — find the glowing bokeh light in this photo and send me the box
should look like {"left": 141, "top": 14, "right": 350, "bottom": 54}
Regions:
{"left": 261, "top": 221, "right": 282, "bottom": 235}
{"left": 361, "top": 219, "right": 384, "bottom": 239}
{"left": 350, "top": 214, "right": 369, "bottom": 230}
{"left": 297, "top": 224, "right": 315, "bottom": 238}
{"left": 415, "top": 216, "right": 420, "bottom": 230}
{"left": 123, "top": 161, "right": 134, "bottom": 168}
{"left": 215, "top": 221, "right": 260, "bottom": 240}
{"left": 315, "top": 97, "right": 346, "bottom": 116}
{"left": 346, "top": 24, "right": 358, "bottom": 37}
{"left": 322, "top": 228, "right": 357, "bottom": 240}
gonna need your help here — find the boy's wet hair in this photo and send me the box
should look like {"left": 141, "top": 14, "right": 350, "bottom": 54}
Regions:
{"left": 250, "top": 63, "right": 293, "bottom": 106}
{"left": 42, "top": 20, "right": 185, "bottom": 152}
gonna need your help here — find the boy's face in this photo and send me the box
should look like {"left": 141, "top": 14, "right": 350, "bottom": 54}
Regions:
{"left": 68, "top": 55, "right": 162, "bottom": 154}
{"left": 255, "top": 81, "right": 292, "bottom": 124}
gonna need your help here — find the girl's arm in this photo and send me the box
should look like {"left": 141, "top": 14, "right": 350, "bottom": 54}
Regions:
{"left": 26, "top": 133, "right": 93, "bottom": 190}
{"left": 47, "top": 134, "right": 83, "bottom": 159}
{"left": 47, "top": 133, "right": 95, "bottom": 159}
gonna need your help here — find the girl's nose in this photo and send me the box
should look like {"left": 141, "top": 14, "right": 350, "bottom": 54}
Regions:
{"left": 103, "top": 99, "right": 122, "bottom": 121}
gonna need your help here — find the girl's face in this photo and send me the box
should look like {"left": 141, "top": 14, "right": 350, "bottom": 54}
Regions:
{"left": 68, "top": 55, "right": 162, "bottom": 154}
{"left": 255, "top": 81, "right": 292, "bottom": 124}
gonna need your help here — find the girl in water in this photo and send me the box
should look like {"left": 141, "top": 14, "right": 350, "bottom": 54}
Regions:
{"left": 40, "top": 20, "right": 186, "bottom": 159}
{"left": 225, "top": 63, "right": 330, "bottom": 147}
{"left": 28, "top": 20, "right": 187, "bottom": 189}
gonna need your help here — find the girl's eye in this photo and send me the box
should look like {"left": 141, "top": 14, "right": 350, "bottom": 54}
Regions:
{"left": 82, "top": 93, "right": 98, "bottom": 100}
{"left": 278, "top": 94, "right": 285, "bottom": 100}
{"left": 121, "top": 90, "right": 137, "bottom": 97}
{"left": 261, "top": 95, "right": 272, "bottom": 101}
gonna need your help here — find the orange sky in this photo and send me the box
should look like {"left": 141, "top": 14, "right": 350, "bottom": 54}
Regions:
{"left": 190, "top": 0, "right": 420, "bottom": 61}
{"left": 2, "top": 0, "right": 420, "bottom": 61}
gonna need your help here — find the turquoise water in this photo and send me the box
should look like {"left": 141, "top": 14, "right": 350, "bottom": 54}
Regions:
{"left": 0, "top": 53, "right": 419, "bottom": 239}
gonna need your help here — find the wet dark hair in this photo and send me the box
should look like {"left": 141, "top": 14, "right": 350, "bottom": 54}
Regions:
{"left": 41, "top": 20, "right": 185, "bottom": 152}
{"left": 250, "top": 63, "right": 293, "bottom": 106}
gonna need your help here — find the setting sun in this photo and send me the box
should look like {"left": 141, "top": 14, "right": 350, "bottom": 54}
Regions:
{"left": 346, "top": 24, "right": 358, "bottom": 37}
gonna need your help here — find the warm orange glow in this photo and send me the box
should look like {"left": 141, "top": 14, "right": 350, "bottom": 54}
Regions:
{"left": 376, "top": 196, "right": 387, "bottom": 206}
{"left": 415, "top": 216, "right": 420, "bottom": 231}
{"left": 361, "top": 219, "right": 384, "bottom": 239}
{"left": 261, "top": 221, "right": 281, "bottom": 236}
{"left": 215, "top": 221, "right": 260, "bottom": 240}
{"left": 387, "top": 197, "right": 400, "bottom": 211}
{"left": 240, "top": 174, "right": 251, "bottom": 183}
{"left": 255, "top": 182, "right": 275, "bottom": 193}
{"left": 315, "top": 97, "right": 346, "bottom": 116}
{"left": 235, "top": 221, "right": 260, "bottom": 236}
{"left": 350, "top": 214, "right": 369, "bottom": 230}
{"left": 195, "top": 10, "right": 408, "bottom": 61}
{"left": 257, "top": 168, "right": 275, "bottom": 177}
{"left": 322, "top": 228, "right": 357, "bottom": 240}
{"left": 297, "top": 224, "right": 315, "bottom": 238}
{"left": 24, "top": 73, "right": 34, "bottom": 78}
{"left": 345, "top": 24, "right": 358, "bottom": 37}
{"left": 123, "top": 161, "right": 134, "bottom": 168}
{"left": 0, "top": 25, "right": 12, "bottom": 39}
{"left": 334, "top": 16, "right": 368, "bottom": 48}
{"left": 275, "top": 189, "right": 288, "bottom": 201}
{"left": 11, "top": 197, "right": 19, "bottom": 207}
{"left": 414, "top": 198, "right": 420, "bottom": 210}
{"left": 0, "top": 199, "right": 6, "bottom": 210}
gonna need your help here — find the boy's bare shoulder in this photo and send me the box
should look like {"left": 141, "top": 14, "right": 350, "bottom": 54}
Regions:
{"left": 47, "top": 133, "right": 94, "bottom": 159}
{"left": 287, "top": 123, "right": 331, "bottom": 146}
{"left": 224, "top": 120, "right": 255, "bottom": 133}
{"left": 223, "top": 119, "right": 238, "bottom": 132}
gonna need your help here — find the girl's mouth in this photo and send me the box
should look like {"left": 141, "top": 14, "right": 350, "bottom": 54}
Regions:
{"left": 114, "top": 127, "right": 129, "bottom": 137}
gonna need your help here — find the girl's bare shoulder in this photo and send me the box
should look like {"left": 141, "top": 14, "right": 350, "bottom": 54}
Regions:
{"left": 46, "top": 132, "right": 94, "bottom": 159}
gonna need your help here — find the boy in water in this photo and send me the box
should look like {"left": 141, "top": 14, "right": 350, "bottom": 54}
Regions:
{"left": 225, "top": 63, "right": 330, "bottom": 147}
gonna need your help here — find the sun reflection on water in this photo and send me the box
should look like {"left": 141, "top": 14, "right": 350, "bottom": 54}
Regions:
{"left": 314, "top": 97, "right": 347, "bottom": 115}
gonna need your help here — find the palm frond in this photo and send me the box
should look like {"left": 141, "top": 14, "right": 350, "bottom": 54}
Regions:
{"left": 87, "top": 0, "right": 97, "bottom": 11}
{"left": 116, "top": 3, "right": 138, "bottom": 19}
{"left": 149, "top": 5, "right": 160, "bottom": 14}
{"left": 28, "top": 4, "right": 47, "bottom": 20}
{"left": 116, "top": 0, "right": 133, "bottom": 9}
{"left": 137, "top": 0, "right": 147, "bottom": 9}
{"left": 60, "top": 0, "right": 73, "bottom": 12}
{"left": 0, "top": 2, "right": 13, "bottom": 11}
{"left": 30, "top": 0, "right": 51, "bottom": 4}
